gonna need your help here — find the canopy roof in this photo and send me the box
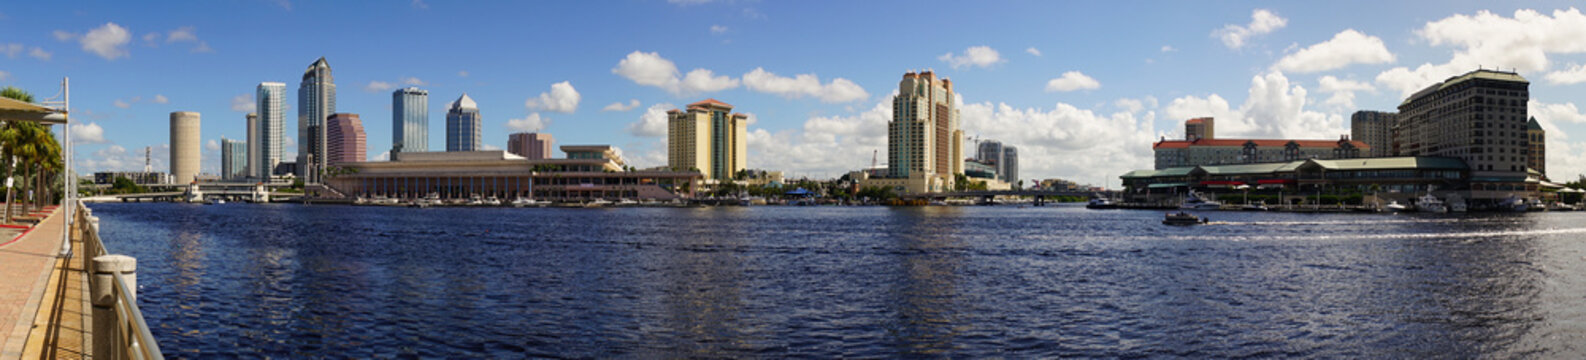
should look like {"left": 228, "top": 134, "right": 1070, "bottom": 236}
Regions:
{"left": 0, "top": 96, "right": 66, "bottom": 124}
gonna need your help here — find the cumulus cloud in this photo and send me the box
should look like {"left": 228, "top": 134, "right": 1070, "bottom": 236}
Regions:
{"left": 710, "top": 25, "right": 728, "bottom": 34}
{"left": 1531, "top": 100, "right": 1586, "bottom": 124}
{"left": 524, "top": 81, "right": 581, "bottom": 113}
{"left": 79, "top": 22, "right": 132, "bottom": 60}
{"left": 1045, "top": 71, "right": 1101, "bottom": 92}
{"left": 1025, "top": 47, "right": 1042, "bottom": 57}
{"left": 166, "top": 26, "right": 198, "bottom": 43}
{"left": 506, "top": 113, "right": 550, "bottom": 132}
{"left": 77, "top": 143, "right": 170, "bottom": 174}
{"left": 364, "top": 81, "right": 395, "bottom": 93}
{"left": 28, "top": 47, "right": 50, "bottom": 61}
{"left": 1377, "top": 8, "right": 1586, "bottom": 97}
{"left": 603, "top": 99, "right": 640, "bottom": 112}
{"left": 938, "top": 46, "right": 1004, "bottom": 69}
{"left": 1161, "top": 45, "right": 1177, "bottom": 53}
{"left": 611, "top": 51, "right": 739, "bottom": 96}
{"left": 1545, "top": 63, "right": 1586, "bottom": 84}
{"left": 742, "top": 67, "right": 869, "bottom": 103}
{"left": 152, "top": 94, "right": 169, "bottom": 104}
{"left": 402, "top": 77, "right": 426, "bottom": 86}
{"left": 70, "top": 122, "right": 108, "bottom": 144}
{"left": 1164, "top": 71, "right": 1345, "bottom": 140}
{"left": 1273, "top": 29, "right": 1395, "bottom": 73}
{"left": 52, "top": 30, "right": 76, "bottom": 42}
{"left": 113, "top": 99, "right": 131, "bottom": 109}
{"left": 1316, "top": 75, "right": 1376, "bottom": 108}
{"left": 231, "top": 94, "right": 255, "bottom": 112}
{"left": 626, "top": 103, "right": 674, "bottom": 137}
{"left": 1214, "top": 9, "right": 1287, "bottom": 49}
{"left": 205, "top": 139, "right": 221, "bottom": 151}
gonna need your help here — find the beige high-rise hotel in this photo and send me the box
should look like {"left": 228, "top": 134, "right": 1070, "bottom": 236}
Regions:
{"left": 877, "top": 71, "right": 963, "bottom": 193}
{"left": 667, "top": 99, "right": 747, "bottom": 181}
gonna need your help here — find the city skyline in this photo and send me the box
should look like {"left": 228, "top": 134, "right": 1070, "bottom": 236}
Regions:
{"left": 9, "top": 2, "right": 1586, "bottom": 183}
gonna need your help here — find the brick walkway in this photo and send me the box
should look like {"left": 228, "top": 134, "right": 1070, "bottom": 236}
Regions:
{"left": 0, "top": 208, "right": 77, "bottom": 359}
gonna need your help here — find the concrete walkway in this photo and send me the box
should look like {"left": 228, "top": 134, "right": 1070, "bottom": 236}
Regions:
{"left": 0, "top": 207, "right": 87, "bottom": 359}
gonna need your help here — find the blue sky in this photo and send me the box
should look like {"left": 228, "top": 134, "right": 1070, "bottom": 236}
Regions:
{"left": 6, "top": 0, "right": 1586, "bottom": 185}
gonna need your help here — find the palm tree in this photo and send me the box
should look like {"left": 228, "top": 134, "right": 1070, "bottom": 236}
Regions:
{"left": 0, "top": 87, "right": 36, "bottom": 223}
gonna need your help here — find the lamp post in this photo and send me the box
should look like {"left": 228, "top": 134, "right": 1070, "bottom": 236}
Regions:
{"left": 40, "top": 78, "right": 71, "bottom": 257}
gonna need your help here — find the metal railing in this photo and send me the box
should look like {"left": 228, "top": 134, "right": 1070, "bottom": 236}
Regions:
{"left": 77, "top": 201, "right": 164, "bottom": 360}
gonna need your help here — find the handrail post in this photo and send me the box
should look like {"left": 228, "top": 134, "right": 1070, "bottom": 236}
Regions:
{"left": 92, "top": 255, "right": 136, "bottom": 360}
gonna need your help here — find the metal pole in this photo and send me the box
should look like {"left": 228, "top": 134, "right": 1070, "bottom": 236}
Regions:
{"left": 60, "top": 77, "right": 72, "bottom": 257}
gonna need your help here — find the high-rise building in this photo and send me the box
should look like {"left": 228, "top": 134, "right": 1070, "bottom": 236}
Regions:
{"left": 1185, "top": 117, "right": 1214, "bottom": 141}
{"left": 446, "top": 94, "right": 482, "bottom": 152}
{"left": 298, "top": 57, "right": 336, "bottom": 183}
{"left": 256, "top": 82, "right": 286, "bottom": 180}
{"left": 392, "top": 87, "right": 429, "bottom": 154}
{"left": 169, "top": 111, "right": 201, "bottom": 184}
{"left": 975, "top": 140, "right": 1019, "bottom": 185}
{"left": 1528, "top": 117, "right": 1545, "bottom": 175}
{"left": 1351, "top": 111, "right": 1396, "bottom": 158}
{"left": 1003, "top": 145, "right": 1019, "bottom": 186}
{"left": 667, "top": 98, "right": 748, "bottom": 180}
{"left": 886, "top": 71, "right": 963, "bottom": 189}
{"left": 327, "top": 113, "right": 365, "bottom": 165}
{"left": 1396, "top": 69, "right": 1529, "bottom": 197}
{"left": 246, "top": 112, "right": 258, "bottom": 179}
{"left": 222, "top": 138, "right": 247, "bottom": 180}
{"left": 508, "top": 132, "right": 554, "bottom": 160}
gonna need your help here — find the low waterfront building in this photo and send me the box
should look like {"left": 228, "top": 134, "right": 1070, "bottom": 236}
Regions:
{"left": 1154, "top": 117, "right": 1367, "bottom": 169}
{"left": 324, "top": 145, "right": 703, "bottom": 200}
{"left": 1120, "top": 156, "right": 1545, "bottom": 206}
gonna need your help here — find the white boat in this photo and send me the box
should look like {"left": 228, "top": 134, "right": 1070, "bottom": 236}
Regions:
{"left": 1547, "top": 202, "right": 1577, "bottom": 211}
{"left": 1384, "top": 200, "right": 1410, "bottom": 212}
{"left": 1180, "top": 192, "right": 1222, "bottom": 210}
{"left": 1086, "top": 197, "right": 1118, "bottom": 209}
{"left": 1163, "top": 211, "right": 1206, "bottom": 226}
{"left": 1414, "top": 194, "right": 1447, "bottom": 213}
{"left": 1527, "top": 198, "right": 1545, "bottom": 211}
{"left": 1447, "top": 195, "right": 1468, "bottom": 213}
{"left": 1499, "top": 195, "right": 1528, "bottom": 212}
{"left": 1240, "top": 201, "right": 1268, "bottom": 211}
{"left": 617, "top": 198, "right": 639, "bottom": 206}
{"left": 510, "top": 197, "right": 543, "bottom": 207}
{"left": 484, "top": 197, "right": 503, "bottom": 206}
{"left": 584, "top": 199, "right": 612, "bottom": 208}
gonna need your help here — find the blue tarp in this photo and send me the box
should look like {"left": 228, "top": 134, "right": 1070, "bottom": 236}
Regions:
{"left": 785, "top": 187, "right": 813, "bottom": 196}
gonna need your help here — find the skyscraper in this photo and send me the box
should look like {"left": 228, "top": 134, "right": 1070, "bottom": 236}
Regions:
{"left": 1185, "top": 117, "right": 1214, "bottom": 141}
{"left": 222, "top": 138, "right": 247, "bottom": 180}
{"left": 1351, "top": 111, "right": 1395, "bottom": 158}
{"left": 298, "top": 57, "right": 336, "bottom": 183}
{"left": 975, "top": 140, "right": 1019, "bottom": 185}
{"left": 887, "top": 71, "right": 962, "bottom": 188}
{"left": 169, "top": 111, "right": 201, "bottom": 184}
{"left": 392, "top": 87, "right": 428, "bottom": 154}
{"left": 446, "top": 94, "right": 481, "bottom": 152}
{"left": 1528, "top": 117, "right": 1545, "bottom": 175}
{"left": 327, "top": 113, "right": 366, "bottom": 165}
{"left": 667, "top": 99, "right": 747, "bottom": 180}
{"left": 1396, "top": 69, "right": 1528, "bottom": 198}
{"left": 246, "top": 112, "right": 258, "bottom": 179}
{"left": 256, "top": 82, "right": 286, "bottom": 180}
{"left": 508, "top": 132, "right": 554, "bottom": 160}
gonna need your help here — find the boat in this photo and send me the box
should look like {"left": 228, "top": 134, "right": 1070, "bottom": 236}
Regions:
{"left": 617, "top": 198, "right": 639, "bottom": 207}
{"left": 584, "top": 199, "right": 612, "bottom": 208}
{"left": 510, "top": 197, "right": 543, "bottom": 208}
{"left": 1086, "top": 197, "right": 1118, "bottom": 209}
{"left": 1180, "top": 192, "right": 1222, "bottom": 210}
{"left": 1547, "top": 202, "right": 1577, "bottom": 211}
{"left": 1527, "top": 198, "right": 1545, "bottom": 212}
{"left": 1414, "top": 194, "right": 1448, "bottom": 213}
{"left": 1499, "top": 195, "right": 1528, "bottom": 212}
{"left": 1383, "top": 200, "right": 1409, "bottom": 212}
{"left": 408, "top": 200, "right": 430, "bottom": 208}
{"left": 1240, "top": 201, "right": 1268, "bottom": 211}
{"left": 484, "top": 197, "right": 503, "bottom": 206}
{"left": 1447, "top": 195, "right": 1468, "bottom": 213}
{"left": 203, "top": 198, "right": 224, "bottom": 205}
{"left": 1163, "top": 211, "right": 1207, "bottom": 226}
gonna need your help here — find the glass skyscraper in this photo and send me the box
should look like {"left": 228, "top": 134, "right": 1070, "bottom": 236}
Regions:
{"left": 392, "top": 87, "right": 429, "bottom": 154}
{"left": 221, "top": 138, "right": 247, "bottom": 180}
{"left": 255, "top": 82, "right": 286, "bottom": 180}
{"left": 446, "top": 93, "right": 481, "bottom": 152}
{"left": 298, "top": 57, "right": 336, "bottom": 183}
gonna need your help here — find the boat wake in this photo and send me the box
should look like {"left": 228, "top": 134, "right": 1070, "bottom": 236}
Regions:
{"left": 1143, "top": 226, "right": 1586, "bottom": 242}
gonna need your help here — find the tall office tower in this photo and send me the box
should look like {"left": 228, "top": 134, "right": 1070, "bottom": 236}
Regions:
{"left": 508, "top": 132, "right": 554, "bottom": 160}
{"left": 888, "top": 71, "right": 963, "bottom": 187}
{"left": 256, "top": 82, "right": 286, "bottom": 180}
{"left": 1185, "top": 117, "right": 1214, "bottom": 141}
{"left": 246, "top": 112, "right": 258, "bottom": 179}
{"left": 1351, "top": 111, "right": 1396, "bottom": 158}
{"left": 445, "top": 94, "right": 482, "bottom": 152}
{"left": 222, "top": 138, "right": 247, "bottom": 180}
{"left": 169, "top": 111, "right": 201, "bottom": 184}
{"left": 1528, "top": 117, "right": 1545, "bottom": 175}
{"left": 327, "top": 113, "right": 366, "bottom": 165}
{"left": 1003, "top": 145, "right": 1019, "bottom": 186}
{"left": 298, "top": 57, "right": 336, "bottom": 183}
{"left": 1396, "top": 69, "right": 1528, "bottom": 197}
{"left": 666, "top": 98, "right": 748, "bottom": 180}
{"left": 392, "top": 87, "right": 429, "bottom": 154}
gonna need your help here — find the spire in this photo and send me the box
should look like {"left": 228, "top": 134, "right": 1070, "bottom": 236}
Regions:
{"left": 451, "top": 93, "right": 477, "bottom": 111}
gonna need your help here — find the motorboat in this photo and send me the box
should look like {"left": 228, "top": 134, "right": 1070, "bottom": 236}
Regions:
{"left": 1240, "top": 201, "right": 1268, "bottom": 211}
{"left": 1447, "top": 195, "right": 1468, "bottom": 213}
{"left": 1547, "top": 202, "right": 1578, "bottom": 211}
{"left": 1163, "top": 211, "right": 1207, "bottom": 226}
{"left": 1086, "top": 197, "right": 1118, "bottom": 209}
{"left": 484, "top": 197, "right": 503, "bottom": 206}
{"left": 1180, "top": 192, "right": 1223, "bottom": 210}
{"left": 1383, "top": 200, "right": 1410, "bottom": 212}
{"left": 1527, "top": 198, "right": 1545, "bottom": 212}
{"left": 584, "top": 199, "right": 612, "bottom": 208}
{"left": 1415, "top": 194, "right": 1448, "bottom": 213}
{"left": 617, "top": 198, "right": 639, "bottom": 207}
{"left": 511, "top": 197, "right": 543, "bottom": 208}
{"left": 1499, "top": 195, "right": 1528, "bottom": 212}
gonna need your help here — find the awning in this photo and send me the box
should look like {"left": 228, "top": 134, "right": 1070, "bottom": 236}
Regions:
{"left": 0, "top": 97, "right": 67, "bottom": 124}
{"left": 1147, "top": 182, "right": 1188, "bottom": 189}
{"left": 1256, "top": 179, "right": 1294, "bottom": 185}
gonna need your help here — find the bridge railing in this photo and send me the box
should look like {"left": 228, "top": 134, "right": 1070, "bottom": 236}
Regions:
{"left": 76, "top": 201, "right": 164, "bottom": 360}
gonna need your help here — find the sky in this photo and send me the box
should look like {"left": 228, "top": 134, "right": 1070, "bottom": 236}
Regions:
{"left": 6, "top": 0, "right": 1586, "bottom": 186}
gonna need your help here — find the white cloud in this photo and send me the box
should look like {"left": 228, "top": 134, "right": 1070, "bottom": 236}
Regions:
{"left": 152, "top": 94, "right": 169, "bottom": 104}
{"left": 191, "top": 42, "right": 212, "bottom": 53}
{"left": 611, "top": 51, "right": 740, "bottom": 96}
{"left": 364, "top": 81, "right": 395, "bottom": 93}
{"left": 524, "top": 81, "right": 581, "bottom": 113}
{"left": 205, "top": 139, "right": 220, "bottom": 151}
{"left": 80, "top": 22, "right": 131, "bottom": 60}
{"left": 938, "top": 46, "right": 1004, "bottom": 69}
{"left": 113, "top": 99, "right": 131, "bottom": 109}
{"left": 457, "top": 70, "right": 469, "bottom": 77}
{"left": 70, "top": 122, "right": 107, "bottom": 144}
{"left": 506, "top": 113, "right": 550, "bottom": 132}
{"left": 231, "top": 94, "right": 255, "bottom": 112}
{"left": 1045, "top": 71, "right": 1101, "bottom": 92}
{"left": 1025, "top": 47, "right": 1042, "bottom": 57}
{"left": 1161, "top": 45, "right": 1177, "bottom": 53}
{"left": 28, "top": 47, "right": 50, "bottom": 61}
{"left": 626, "top": 103, "right": 674, "bottom": 137}
{"left": 2, "top": 44, "right": 20, "bottom": 58}
{"left": 1316, "top": 75, "right": 1376, "bottom": 108}
{"left": 1377, "top": 8, "right": 1586, "bottom": 97}
{"left": 1165, "top": 71, "right": 1345, "bottom": 140}
{"left": 1213, "top": 9, "right": 1287, "bottom": 49}
{"left": 372, "top": 150, "right": 390, "bottom": 162}
{"left": 402, "top": 77, "right": 425, "bottom": 86}
{"left": 166, "top": 26, "right": 198, "bottom": 43}
{"left": 1545, "top": 63, "right": 1586, "bottom": 84}
{"left": 602, "top": 99, "right": 641, "bottom": 112}
{"left": 52, "top": 30, "right": 76, "bottom": 42}
{"left": 1273, "top": 29, "right": 1395, "bottom": 73}
{"left": 1114, "top": 97, "right": 1158, "bottom": 113}
{"left": 710, "top": 25, "right": 728, "bottom": 34}
{"left": 141, "top": 32, "right": 160, "bottom": 46}
{"left": 412, "top": 0, "right": 428, "bottom": 9}
{"left": 77, "top": 143, "right": 171, "bottom": 174}
{"left": 1531, "top": 100, "right": 1586, "bottom": 124}
{"left": 742, "top": 67, "right": 869, "bottom": 103}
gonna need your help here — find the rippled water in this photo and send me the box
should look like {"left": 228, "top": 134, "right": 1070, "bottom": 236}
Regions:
{"left": 92, "top": 203, "right": 1586, "bottom": 358}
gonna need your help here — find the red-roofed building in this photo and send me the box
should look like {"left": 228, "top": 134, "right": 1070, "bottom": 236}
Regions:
{"left": 1153, "top": 120, "right": 1369, "bottom": 169}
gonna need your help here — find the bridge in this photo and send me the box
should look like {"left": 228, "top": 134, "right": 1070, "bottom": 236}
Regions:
{"left": 87, "top": 182, "right": 290, "bottom": 203}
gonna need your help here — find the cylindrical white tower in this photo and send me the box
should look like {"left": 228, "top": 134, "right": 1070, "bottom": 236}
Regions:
{"left": 170, "top": 111, "right": 201, "bottom": 184}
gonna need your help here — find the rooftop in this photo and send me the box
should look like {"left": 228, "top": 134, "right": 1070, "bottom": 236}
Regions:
{"left": 450, "top": 93, "right": 478, "bottom": 111}
{"left": 688, "top": 98, "right": 733, "bottom": 109}
{"left": 1153, "top": 138, "right": 1369, "bottom": 149}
